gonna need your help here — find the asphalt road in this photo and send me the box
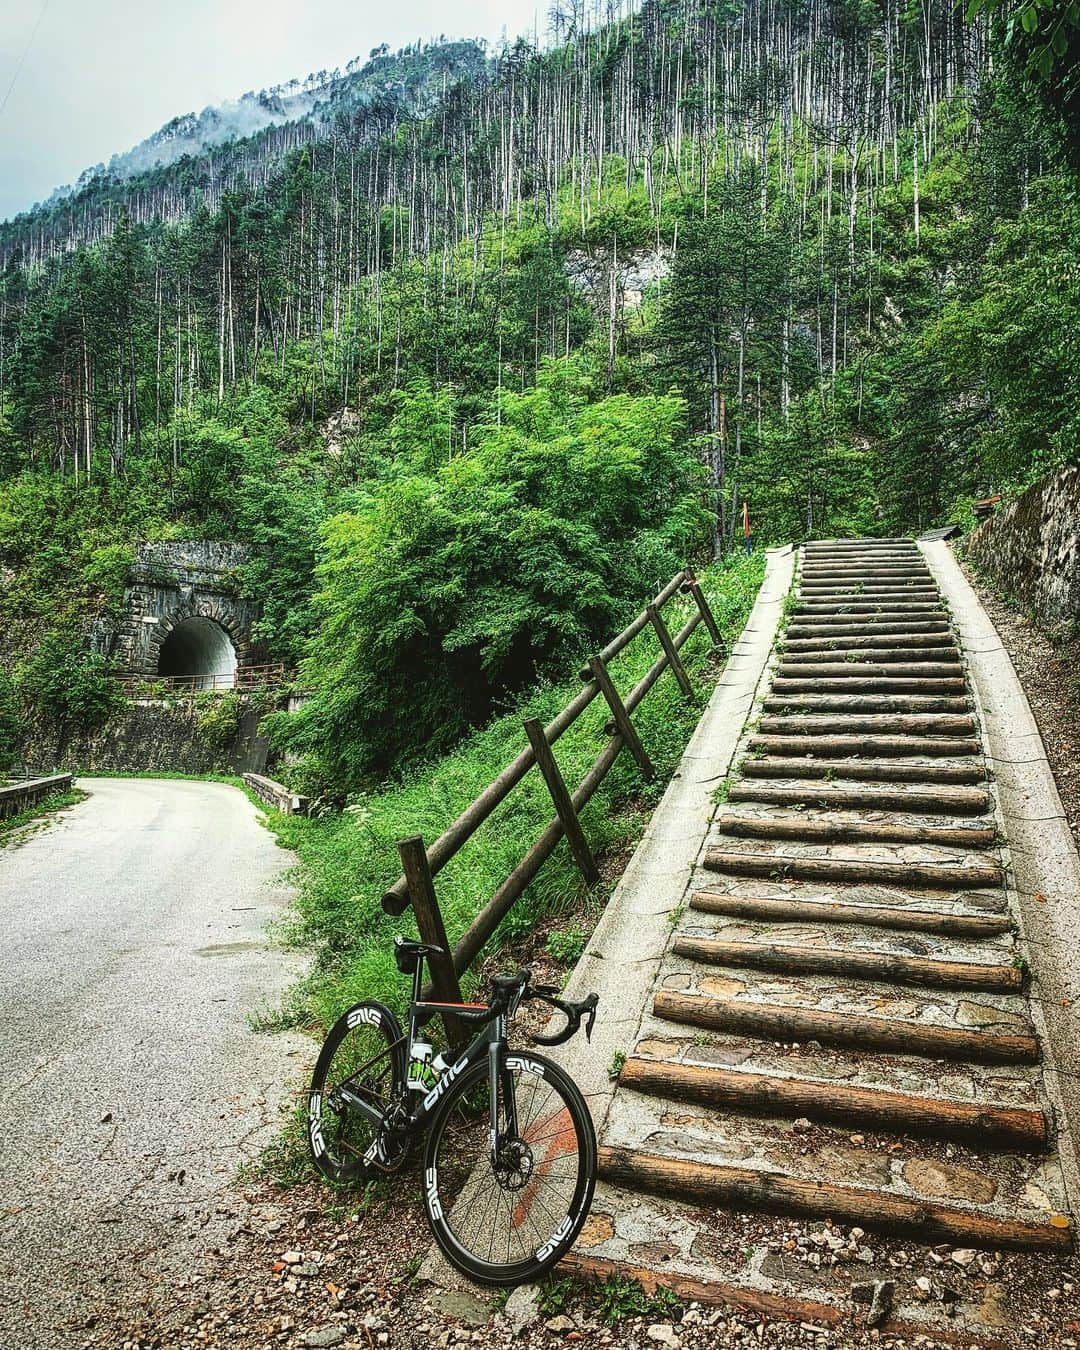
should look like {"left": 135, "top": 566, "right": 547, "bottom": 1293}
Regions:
{"left": 0, "top": 778, "right": 309, "bottom": 1348}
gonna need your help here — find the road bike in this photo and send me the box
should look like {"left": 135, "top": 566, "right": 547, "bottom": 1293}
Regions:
{"left": 307, "top": 936, "right": 599, "bottom": 1285}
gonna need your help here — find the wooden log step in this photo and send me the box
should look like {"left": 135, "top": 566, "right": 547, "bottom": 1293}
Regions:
{"left": 702, "top": 851, "right": 1003, "bottom": 891}
{"left": 801, "top": 570, "right": 934, "bottom": 582}
{"left": 672, "top": 935, "right": 1021, "bottom": 993}
{"left": 740, "top": 757, "right": 986, "bottom": 784}
{"left": 728, "top": 782, "right": 989, "bottom": 814}
{"left": 776, "top": 661, "right": 961, "bottom": 677}
{"left": 799, "top": 585, "right": 939, "bottom": 596}
{"left": 597, "top": 1147, "right": 1069, "bottom": 1250}
{"left": 797, "top": 592, "right": 942, "bottom": 604}
{"left": 788, "top": 607, "right": 950, "bottom": 618}
{"left": 689, "top": 889, "right": 1011, "bottom": 939}
{"left": 750, "top": 734, "right": 982, "bottom": 757}
{"left": 781, "top": 645, "right": 959, "bottom": 661}
{"left": 771, "top": 678, "right": 967, "bottom": 695}
{"left": 786, "top": 621, "right": 950, "bottom": 638}
{"left": 653, "top": 991, "right": 1035, "bottom": 1063}
{"left": 619, "top": 1057, "right": 1046, "bottom": 1146}
{"left": 800, "top": 580, "right": 936, "bottom": 591}
{"left": 757, "top": 714, "right": 975, "bottom": 735}
{"left": 762, "top": 695, "right": 971, "bottom": 714}
{"left": 713, "top": 813, "right": 996, "bottom": 847}
{"left": 803, "top": 556, "right": 923, "bottom": 566}
{"left": 789, "top": 610, "right": 948, "bottom": 623}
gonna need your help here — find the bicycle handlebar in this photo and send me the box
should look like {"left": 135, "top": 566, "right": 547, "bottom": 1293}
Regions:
{"left": 525, "top": 987, "right": 599, "bottom": 1047}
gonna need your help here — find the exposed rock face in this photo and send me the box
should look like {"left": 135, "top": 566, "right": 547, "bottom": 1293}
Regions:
{"left": 321, "top": 406, "right": 361, "bottom": 458}
{"left": 92, "top": 540, "right": 258, "bottom": 678}
{"left": 964, "top": 467, "right": 1080, "bottom": 628}
{"left": 565, "top": 246, "right": 672, "bottom": 312}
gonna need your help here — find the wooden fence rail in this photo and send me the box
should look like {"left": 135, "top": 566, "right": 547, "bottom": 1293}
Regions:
{"left": 117, "top": 662, "right": 287, "bottom": 697}
{"left": 381, "top": 567, "right": 721, "bottom": 1019}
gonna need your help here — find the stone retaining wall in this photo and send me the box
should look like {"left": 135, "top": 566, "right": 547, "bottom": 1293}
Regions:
{"left": 22, "top": 701, "right": 270, "bottom": 777}
{"left": 964, "top": 467, "right": 1080, "bottom": 628}
{"left": 0, "top": 773, "right": 73, "bottom": 819}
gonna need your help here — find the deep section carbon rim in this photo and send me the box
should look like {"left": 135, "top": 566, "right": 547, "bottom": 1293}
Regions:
{"left": 423, "top": 1052, "right": 596, "bottom": 1284}
{"left": 308, "top": 1000, "right": 405, "bottom": 1183}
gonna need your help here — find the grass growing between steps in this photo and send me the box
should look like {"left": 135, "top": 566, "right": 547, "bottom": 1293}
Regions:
{"left": 260, "top": 553, "right": 765, "bottom": 1034}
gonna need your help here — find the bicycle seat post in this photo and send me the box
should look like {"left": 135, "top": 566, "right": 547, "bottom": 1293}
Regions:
{"left": 411, "top": 949, "right": 426, "bottom": 1007}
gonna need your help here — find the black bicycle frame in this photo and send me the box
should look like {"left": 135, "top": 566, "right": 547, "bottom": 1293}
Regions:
{"left": 338, "top": 958, "right": 521, "bottom": 1166}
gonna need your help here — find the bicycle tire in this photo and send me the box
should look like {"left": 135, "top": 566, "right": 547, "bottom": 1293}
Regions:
{"left": 308, "top": 999, "right": 407, "bottom": 1183}
{"left": 422, "top": 1050, "right": 596, "bottom": 1285}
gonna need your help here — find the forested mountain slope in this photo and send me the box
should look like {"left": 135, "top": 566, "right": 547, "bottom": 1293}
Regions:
{"left": 0, "top": 0, "right": 1077, "bottom": 796}
{"left": 1, "top": 40, "right": 488, "bottom": 259}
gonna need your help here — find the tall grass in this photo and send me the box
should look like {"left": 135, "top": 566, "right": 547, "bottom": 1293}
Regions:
{"left": 265, "top": 553, "right": 765, "bottom": 1028}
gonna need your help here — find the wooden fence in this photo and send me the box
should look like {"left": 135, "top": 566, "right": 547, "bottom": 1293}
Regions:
{"left": 117, "top": 662, "right": 287, "bottom": 697}
{"left": 381, "top": 567, "right": 722, "bottom": 1021}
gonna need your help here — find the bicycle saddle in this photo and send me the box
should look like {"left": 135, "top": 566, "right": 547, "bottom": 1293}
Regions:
{"left": 394, "top": 937, "right": 445, "bottom": 974}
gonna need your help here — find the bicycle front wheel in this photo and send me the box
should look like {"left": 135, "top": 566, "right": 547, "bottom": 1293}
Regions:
{"left": 422, "top": 1051, "right": 597, "bottom": 1285}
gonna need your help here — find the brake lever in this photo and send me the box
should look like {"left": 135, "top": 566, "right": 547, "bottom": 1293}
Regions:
{"left": 527, "top": 990, "right": 600, "bottom": 1047}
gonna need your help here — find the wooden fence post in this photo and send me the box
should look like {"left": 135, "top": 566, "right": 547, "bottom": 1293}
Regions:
{"left": 647, "top": 602, "right": 694, "bottom": 697}
{"left": 587, "top": 655, "right": 655, "bottom": 782}
{"left": 397, "top": 835, "right": 466, "bottom": 1044}
{"left": 683, "top": 567, "right": 723, "bottom": 646}
{"left": 523, "top": 717, "right": 599, "bottom": 886}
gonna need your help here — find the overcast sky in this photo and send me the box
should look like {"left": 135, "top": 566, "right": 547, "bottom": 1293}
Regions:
{"left": 0, "top": 0, "right": 542, "bottom": 223}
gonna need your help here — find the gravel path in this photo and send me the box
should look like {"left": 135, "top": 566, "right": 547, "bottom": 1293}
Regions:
{"left": 0, "top": 778, "right": 309, "bottom": 1350}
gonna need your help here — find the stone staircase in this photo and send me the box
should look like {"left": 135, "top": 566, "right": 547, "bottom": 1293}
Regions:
{"left": 564, "top": 539, "right": 1076, "bottom": 1336}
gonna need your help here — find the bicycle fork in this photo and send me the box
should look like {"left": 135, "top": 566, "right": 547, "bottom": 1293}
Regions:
{"left": 488, "top": 1013, "right": 520, "bottom": 1167}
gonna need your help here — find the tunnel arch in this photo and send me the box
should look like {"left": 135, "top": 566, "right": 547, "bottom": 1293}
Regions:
{"left": 157, "top": 616, "right": 238, "bottom": 689}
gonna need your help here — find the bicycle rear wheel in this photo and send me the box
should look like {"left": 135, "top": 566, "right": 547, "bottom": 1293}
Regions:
{"left": 422, "top": 1051, "right": 596, "bottom": 1285}
{"left": 308, "top": 1000, "right": 407, "bottom": 1183}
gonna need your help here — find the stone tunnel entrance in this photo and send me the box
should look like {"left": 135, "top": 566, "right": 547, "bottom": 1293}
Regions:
{"left": 157, "top": 617, "right": 238, "bottom": 690}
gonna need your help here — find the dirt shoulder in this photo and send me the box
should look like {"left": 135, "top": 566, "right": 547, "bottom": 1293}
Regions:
{"left": 960, "top": 560, "right": 1080, "bottom": 855}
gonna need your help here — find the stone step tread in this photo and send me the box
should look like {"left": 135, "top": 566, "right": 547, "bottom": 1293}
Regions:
{"left": 776, "top": 662, "right": 962, "bottom": 676}
{"left": 596, "top": 1138, "right": 1071, "bottom": 1252}
{"left": 705, "top": 836, "right": 998, "bottom": 866}
{"left": 703, "top": 850, "right": 1004, "bottom": 893}
{"left": 671, "top": 934, "right": 1021, "bottom": 995}
{"left": 761, "top": 697, "right": 973, "bottom": 714}
{"left": 650, "top": 968, "right": 1034, "bottom": 1037}
{"left": 749, "top": 735, "right": 982, "bottom": 757}
{"left": 785, "top": 627, "right": 952, "bottom": 640}
{"left": 771, "top": 680, "right": 968, "bottom": 695}
{"left": 693, "top": 875, "right": 1010, "bottom": 916}
{"left": 632, "top": 1017, "right": 1041, "bottom": 1100}
{"left": 712, "top": 813, "right": 997, "bottom": 851}
{"left": 717, "top": 799, "right": 995, "bottom": 825}
{"left": 792, "top": 603, "right": 948, "bottom": 613}
{"left": 757, "top": 715, "right": 976, "bottom": 733}
{"left": 650, "top": 986, "right": 1036, "bottom": 1066}
{"left": 783, "top": 635, "right": 957, "bottom": 646}
{"left": 778, "top": 648, "right": 961, "bottom": 662}
{"left": 728, "top": 782, "right": 990, "bottom": 814}
{"left": 688, "top": 888, "right": 1012, "bottom": 939}
{"left": 601, "top": 1090, "right": 1062, "bottom": 1213}
{"left": 680, "top": 914, "right": 1014, "bottom": 962}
